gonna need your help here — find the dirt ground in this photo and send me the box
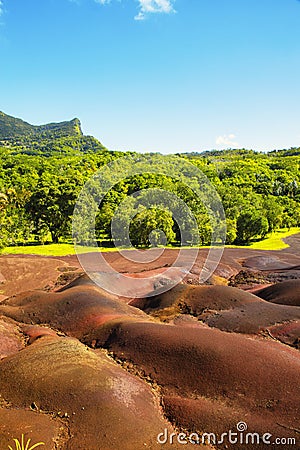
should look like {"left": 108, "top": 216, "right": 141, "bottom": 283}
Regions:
{"left": 1, "top": 233, "right": 300, "bottom": 299}
{"left": 0, "top": 236, "right": 300, "bottom": 449}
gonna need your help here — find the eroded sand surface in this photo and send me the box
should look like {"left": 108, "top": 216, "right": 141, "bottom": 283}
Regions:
{"left": 0, "top": 236, "right": 300, "bottom": 449}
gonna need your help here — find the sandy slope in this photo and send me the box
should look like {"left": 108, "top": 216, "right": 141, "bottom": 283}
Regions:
{"left": 1, "top": 237, "right": 300, "bottom": 449}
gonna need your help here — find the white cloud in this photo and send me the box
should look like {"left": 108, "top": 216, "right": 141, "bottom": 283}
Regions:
{"left": 0, "top": 1, "right": 3, "bottom": 16}
{"left": 68, "top": 0, "right": 176, "bottom": 20}
{"left": 216, "top": 133, "right": 239, "bottom": 148}
{"left": 135, "top": 0, "right": 175, "bottom": 20}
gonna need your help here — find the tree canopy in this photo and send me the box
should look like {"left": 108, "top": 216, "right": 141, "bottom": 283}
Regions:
{"left": 0, "top": 121, "right": 300, "bottom": 250}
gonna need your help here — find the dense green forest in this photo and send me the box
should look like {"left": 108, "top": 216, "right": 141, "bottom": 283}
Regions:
{"left": 0, "top": 112, "right": 300, "bottom": 250}
{"left": 0, "top": 111, "right": 83, "bottom": 139}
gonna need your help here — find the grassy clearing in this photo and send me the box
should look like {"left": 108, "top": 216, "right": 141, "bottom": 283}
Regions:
{"left": 225, "top": 227, "right": 300, "bottom": 250}
{"left": 1, "top": 243, "right": 118, "bottom": 256}
{"left": 247, "top": 227, "right": 300, "bottom": 250}
{"left": 2, "top": 228, "right": 300, "bottom": 256}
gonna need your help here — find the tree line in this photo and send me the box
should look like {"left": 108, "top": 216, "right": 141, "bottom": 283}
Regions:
{"left": 0, "top": 143, "right": 300, "bottom": 250}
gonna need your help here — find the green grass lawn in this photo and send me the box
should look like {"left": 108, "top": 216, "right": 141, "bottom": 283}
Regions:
{"left": 1, "top": 243, "right": 119, "bottom": 256}
{"left": 225, "top": 227, "right": 300, "bottom": 250}
{"left": 2, "top": 227, "right": 300, "bottom": 256}
{"left": 247, "top": 227, "right": 300, "bottom": 250}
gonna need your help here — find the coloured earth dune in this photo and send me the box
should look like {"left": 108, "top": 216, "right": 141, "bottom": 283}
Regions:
{"left": 0, "top": 235, "right": 300, "bottom": 449}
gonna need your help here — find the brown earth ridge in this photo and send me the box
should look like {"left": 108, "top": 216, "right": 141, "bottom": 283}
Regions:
{"left": 1, "top": 234, "right": 300, "bottom": 449}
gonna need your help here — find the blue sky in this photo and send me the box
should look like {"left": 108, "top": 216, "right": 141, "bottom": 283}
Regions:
{"left": 0, "top": 0, "right": 300, "bottom": 154}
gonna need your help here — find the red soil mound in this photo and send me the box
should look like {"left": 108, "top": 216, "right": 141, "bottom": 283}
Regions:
{"left": 131, "top": 283, "right": 300, "bottom": 335}
{"left": 57, "top": 273, "right": 94, "bottom": 290}
{"left": 57, "top": 269, "right": 185, "bottom": 300}
{"left": 1, "top": 245, "right": 300, "bottom": 449}
{"left": 131, "top": 283, "right": 260, "bottom": 314}
{"left": 256, "top": 279, "right": 300, "bottom": 306}
{"left": 0, "top": 336, "right": 188, "bottom": 450}
{"left": 202, "top": 300, "right": 300, "bottom": 334}
{"left": 0, "top": 285, "right": 147, "bottom": 339}
{"left": 20, "top": 324, "right": 59, "bottom": 344}
{"left": 88, "top": 319, "right": 300, "bottom": 448}
{"left": 0, "top": 316, "right": 25, "bottom": 359}
{"left": 267, "top": 320, "right": 300, "bottom": 348}
{"left": 243, "top": 255, "right": 299, "bottom": 271}
{"left": 163, "top": 396, "right": 297, "bottom": 449}
{"left": 0, "top": 256, "right": 73, "bottom": 299}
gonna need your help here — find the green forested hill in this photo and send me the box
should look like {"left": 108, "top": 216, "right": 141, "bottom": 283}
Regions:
{"left": 0, "top": 111, "right": 299, "bottom": 250}
{"left": 0, "top": 112, "right": 106, "bottom": 156}
{"left": 0, "top": 111, "right": 82, "bottom": 139}
{"left": 0, "top": 111, "right": 34, "bottom": 138}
